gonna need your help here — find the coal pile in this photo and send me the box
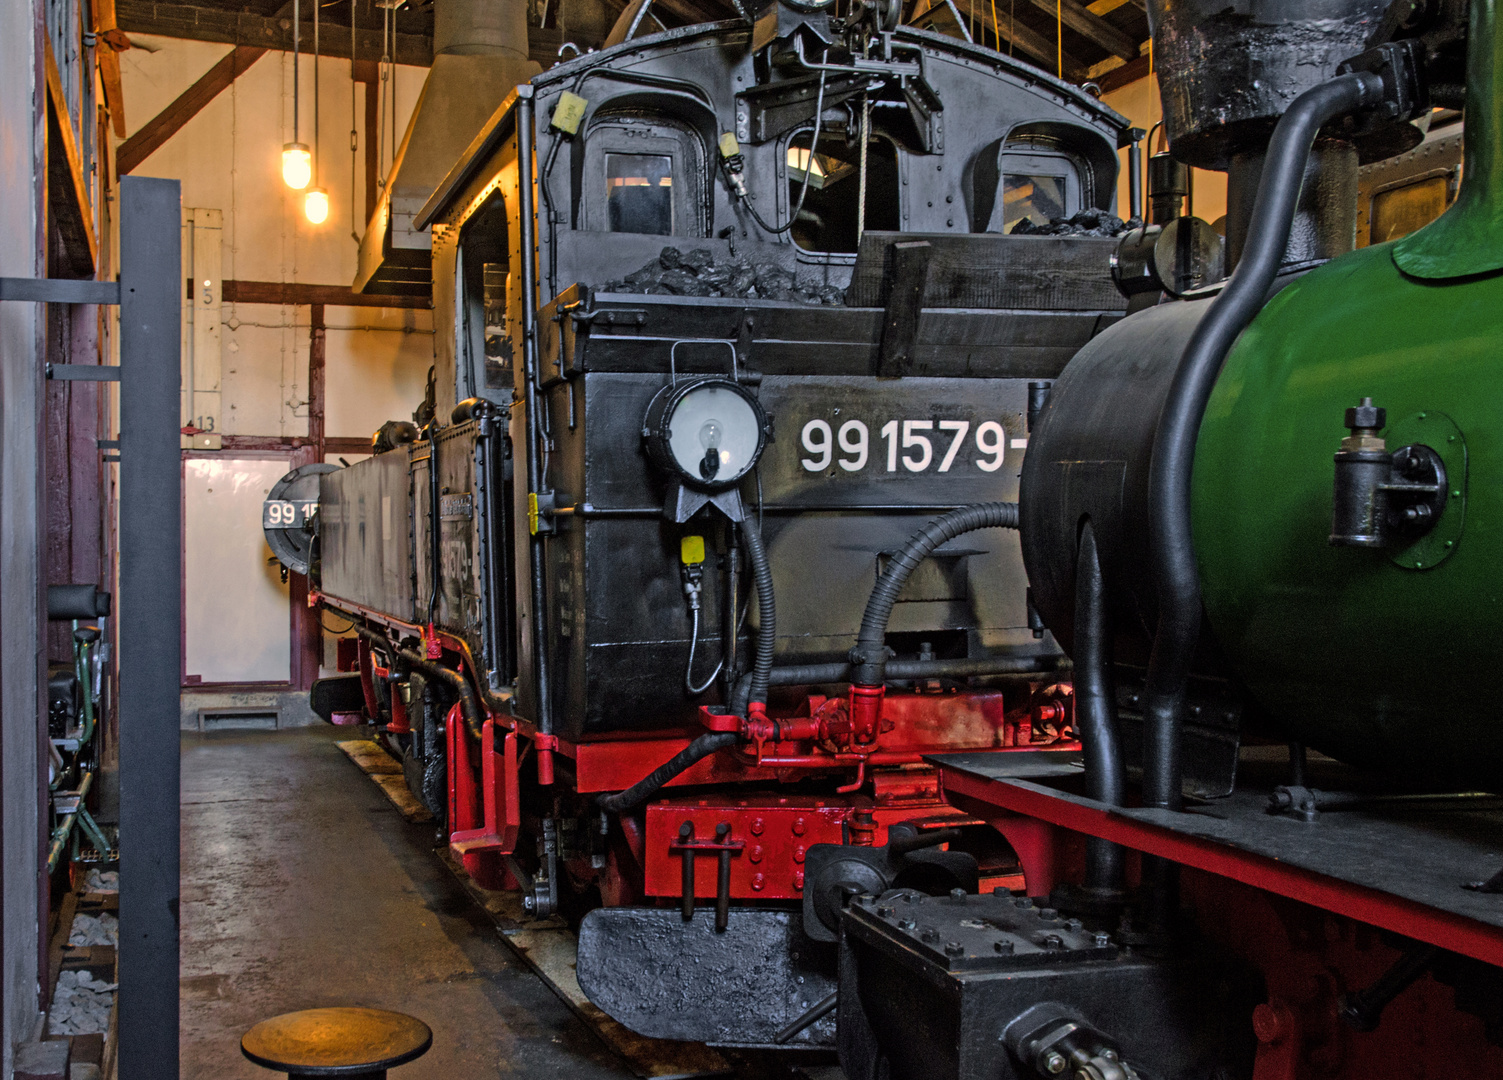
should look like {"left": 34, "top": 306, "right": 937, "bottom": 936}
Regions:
{"left": 600, "top": 247, "right": 846, "bottom": 305}
{"left": 1010, "top": 208, "right": 1142, "bottom": 237}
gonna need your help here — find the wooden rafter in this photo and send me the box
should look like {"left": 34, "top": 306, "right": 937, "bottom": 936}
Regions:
{"left": 93, "top": 0, "right": 128, "bottom": 137}
{"left": 44, "top": 40, "right": 98, "bottom": 276}
{"left": 990, "top": 10, "right": 1087, "bottom": 81}
{"left": 1086, "top": 0, "right": 1144, "bottom": 14}
{"left": 118, "top": 45, "right": 267, "bottom": 175}
{"left": 222, "top": 280, "right": 431, "bottom": 309}
{"left": 1027, "top": 0, "right": 1137, "bottom": 60}
{"left": 115, "top": 0, "right": 435, "bottom": 66}
{"left": 1094, "top": 49, "right": 1150, "bottom": 94}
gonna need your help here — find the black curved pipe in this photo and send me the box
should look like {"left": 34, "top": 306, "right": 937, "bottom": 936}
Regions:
{"left": 1140, "top": 70, "right": 1384, "bottom": 811}
{"left": 596, "top": 732, "right": 740, "bottom": 813}
{"left": 351, "top": 625, "right": 487, "bottom": 740}
{"left": 397, "top": 648, "right": 486, "bottom": 742}
{"left": 851, "top": 503, "right": 1020, "bottom": 688}
{"left": 741, "top": 520, "right": 777, "bottom": 709}
{"left": 1073, "top": 521, "right": 1125, "bottom": 896}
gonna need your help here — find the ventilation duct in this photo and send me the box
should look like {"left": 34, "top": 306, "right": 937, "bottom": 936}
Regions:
{"left": 355, "top": 0, "right": 539, "bottom": 296}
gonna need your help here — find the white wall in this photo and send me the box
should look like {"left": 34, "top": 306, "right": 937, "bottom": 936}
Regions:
{"left": 118, "top": 38, "right": 439, "bottom": 686}
{"left": 183, "top": 458, "right": 294, "bottom": 683}
{"left": 0, "top": 0, "right": 44, "bottom": 1064}
{"left": 120, "top": 38, "right": 434, "bottom": 439}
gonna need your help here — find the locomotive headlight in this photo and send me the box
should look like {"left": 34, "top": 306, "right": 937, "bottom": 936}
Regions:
{"left": 644, "top": 378, "right": 767, "bottom": 492}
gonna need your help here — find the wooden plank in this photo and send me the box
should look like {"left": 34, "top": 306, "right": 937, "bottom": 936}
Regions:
{"left": 436, "top": 849, "right": 733, "bottom": 1079}
{"left": 47, "top": 892, "right": 80, "bottom": 1005}
{"left": 370, "top": 774, "right": 434, "bottom": 822}
{"left": 44, "top": 40, "right": 98, "bottom": 277}
{"left": 876, "top": 241, "right": 932, "bottom": 377}
{"left": 1027, "top": 0, "right": 1138, "bottom": 60}
{"left": 222, "top": 279, "right": 431, "bottom": 309}
{"left": 335, "top": 739, "right": 403, "bottom": 775}
{"left": 117, "top": 45, "right": 265, "bottom": 176}
{"left": 94, "top": 0, "right": 127, "bottom": 137}
{"left": 326, "top": 436, "right": 374, "bottom": 456}
{"left": 1095, "top": 49, "right": 1150, "bottom": 94}
{"left": 1086, "top": 0, "right": 1144, "bottom": 14}
{"left": 991, "top": 11, "right": 1087, "bottom": 81}
{"left": 849, "top": 232, "right": 1126, "bottom": 312}
{"left": 335, "top": 740, "right": 434, "bottom": 823}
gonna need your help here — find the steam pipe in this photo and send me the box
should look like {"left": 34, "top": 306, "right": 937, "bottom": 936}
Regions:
{"left": 352, "top": 624, "right": 486, "bottom": 740}
{"left": 1073, "top": 521, "right": 1125, "bottom": 895}
{"left": 729, "top": 654, "right": 1063, "bottom": 716}
{"left": 596, "top": 733, "right": 740, "bottom": 813}
{"left": 850, "top": 503, "right": 1020, "bottom": 689}
{"left": 741, "top": 519, "right": 776, "bottom": 709}
{"left": 397, "top": 647, "right": 487, "bottom": 741}
{"left": 47, "top": 770, "right": 94, "bottom": 874}
{"left": 1140, "top": 70, "right": 1384, "bottom": 812}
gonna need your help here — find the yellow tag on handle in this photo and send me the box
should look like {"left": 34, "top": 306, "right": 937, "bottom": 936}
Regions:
{"left": 551, "top": 91, "right": 588, "bottom": 136}
{"left": 681, "top": 535, "right": 706, "bottom": 565}
{"left": 718, "top": 132, "right": 740, "bottom": 159}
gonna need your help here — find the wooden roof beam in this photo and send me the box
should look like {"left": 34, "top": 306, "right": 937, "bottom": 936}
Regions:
{"left": 115, "top": 0, "right": 435, "bottom": 66}
{"left": 1027, "top": 0, "right": 1139, "bottom": 60}
{"left": 991, "top": 12, "right": 1088, "bottom": 81}
{"left": 44, "top": 39, "right": 98, "bottom": 277}
{"left": 118, "top": 45, "right": 267, "bottom": 175}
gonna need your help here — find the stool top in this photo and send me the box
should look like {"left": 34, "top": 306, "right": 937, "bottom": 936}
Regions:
{"left": 241, "top": 1008, "right": 432, "bottom": 1076}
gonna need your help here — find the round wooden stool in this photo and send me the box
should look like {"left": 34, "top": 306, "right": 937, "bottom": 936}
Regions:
{"left": 241, "top": 1007, "right": 432, "bottom": 1079}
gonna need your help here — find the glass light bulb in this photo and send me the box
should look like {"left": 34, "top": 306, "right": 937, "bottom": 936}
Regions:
{"left": 698, "top": 418, "right": 723, "bottom": 450}
{"left": 282, "top": 143, "right": 311, "bottom": 190}
{"left": 304, "top": 187, "right": 329, "bottom": 225}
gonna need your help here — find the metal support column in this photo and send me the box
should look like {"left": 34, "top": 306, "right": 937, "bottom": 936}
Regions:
{"left": 116, "top": 175, "right": 182, "bottom": 1080}
{"left": 0, "top": 173, "right": 179, "bottom": 1080}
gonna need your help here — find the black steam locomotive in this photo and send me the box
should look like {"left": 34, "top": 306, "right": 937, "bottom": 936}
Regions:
{"left": 265, "top": 0, "right": 1173, "bottom": 1052}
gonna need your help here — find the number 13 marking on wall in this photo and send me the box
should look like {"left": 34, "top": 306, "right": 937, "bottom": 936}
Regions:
{"left": 800, "top": 419, "right": 1008, "bottom": 474}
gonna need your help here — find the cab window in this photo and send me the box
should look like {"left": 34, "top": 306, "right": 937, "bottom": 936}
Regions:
{"left": 606, "top": 153, "right": 675, "bottom": 235}
{"left": 582, "top": 115, "right": 704, "bottom": 237}
{"left": 994, "top": 148, "right": 1080, "bottom": 232}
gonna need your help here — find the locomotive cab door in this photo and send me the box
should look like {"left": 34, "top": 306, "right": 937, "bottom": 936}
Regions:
{"left": 579, "top": 116, "right": 706, "bottom": 238}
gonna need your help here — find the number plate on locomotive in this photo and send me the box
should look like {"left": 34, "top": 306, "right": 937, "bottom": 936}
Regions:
{"left": 262, "top": 500, "right": 317, "bottom": 529}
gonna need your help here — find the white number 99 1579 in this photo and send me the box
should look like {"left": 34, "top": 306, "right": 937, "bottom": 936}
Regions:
{"left": 800, "top": 418, "right": 1010, "bottom": 474}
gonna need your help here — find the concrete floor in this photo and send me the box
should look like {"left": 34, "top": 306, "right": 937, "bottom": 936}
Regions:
{"left": 180, "top": 725, "right": 639, "bottom": 1079}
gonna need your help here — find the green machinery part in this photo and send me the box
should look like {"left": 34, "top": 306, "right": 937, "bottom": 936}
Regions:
{"left": 1192, "top": 1, "right": 1503, "bottom": 784}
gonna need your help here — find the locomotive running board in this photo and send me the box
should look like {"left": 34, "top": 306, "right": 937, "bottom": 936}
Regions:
{"left": 577, "top": 907, "right": 839, "bottom": 1049}
{"left": 930, "top": 751, "right": 1503, "bottom": 969}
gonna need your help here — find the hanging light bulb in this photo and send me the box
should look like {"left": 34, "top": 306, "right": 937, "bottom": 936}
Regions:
{"left": 282, "top": 142, "right": 312, "bottom": 189}
{"left": 283, "top": 0, "right": 308, "bottom": 189}
{"left": 304, "top": 186, "right": 329, "bottom": 224}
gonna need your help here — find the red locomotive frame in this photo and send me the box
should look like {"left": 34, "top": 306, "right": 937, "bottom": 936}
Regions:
{"left": 325, "top": 590, "right": 1074, "bottom": 906}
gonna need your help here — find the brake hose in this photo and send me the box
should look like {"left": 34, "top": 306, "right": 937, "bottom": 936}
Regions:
{"left": 850, "top": 503, "right": 1020, "bottom": 688}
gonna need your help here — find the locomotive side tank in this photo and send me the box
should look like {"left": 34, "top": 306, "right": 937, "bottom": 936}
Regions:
{"left": 1021, "top": 0, "right": 1487, "bottom": 789}
{"left": 1191, "top": 3, "right": 1503, "bottom": 785}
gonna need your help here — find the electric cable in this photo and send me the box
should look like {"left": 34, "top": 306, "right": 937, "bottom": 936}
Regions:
{"left": 734, "top": 56, "right": 830, "bottom": 237}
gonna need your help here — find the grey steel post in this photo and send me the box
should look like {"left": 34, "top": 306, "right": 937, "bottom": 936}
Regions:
{"left": 116, "top": 175, "right": 182, "bottom": 1080}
